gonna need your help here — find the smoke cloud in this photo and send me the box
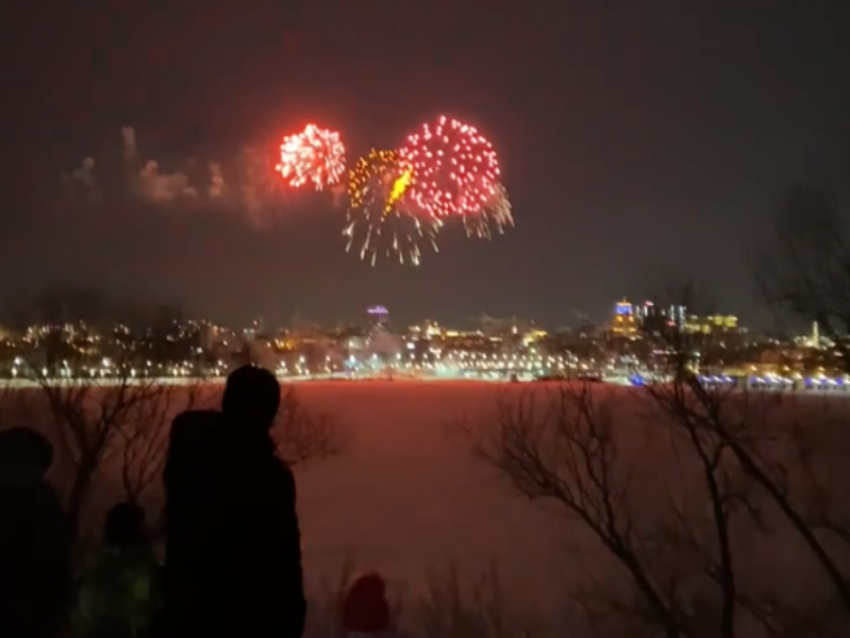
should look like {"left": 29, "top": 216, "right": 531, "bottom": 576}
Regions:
{"left": 121, "top": 126, "right": 137, "bottom": 162}
{"left": 61, "top": 157, "right": 101, "bottom": 201}
{"left": 60, "top": 126, "right": 300, "bottom": 228}
{"left": 209, "top": 163, "right": 225, "bottom": 197}
{"left": 139, "top": 160, "right": 197, "bottom": 202}
{"left": 73, "top": 157, "right": 96, "bottom": 188}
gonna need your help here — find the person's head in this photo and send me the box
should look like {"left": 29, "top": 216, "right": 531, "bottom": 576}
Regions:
{"left": 341, "top": 572, "right": 391, "bottom": 634}
{"left": 0, "top": 428, "right": 53, "bottom": 482}
{"left": 222, "top": 365, "right": 281, "bottom": 430}
{"left": 103, "top": 501, "right": 147, "bottom": 550}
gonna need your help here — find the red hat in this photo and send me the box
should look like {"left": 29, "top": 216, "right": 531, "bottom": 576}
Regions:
{"left": 341, "top": 572, "right": 390, "bottom": 633}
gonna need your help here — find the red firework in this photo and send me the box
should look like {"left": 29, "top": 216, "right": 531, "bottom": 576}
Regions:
{"left": 399, "top": 116, "right": 501, "bottom": 217}
{"left": 276, "top": 123, "right": 346, "bottom": 190}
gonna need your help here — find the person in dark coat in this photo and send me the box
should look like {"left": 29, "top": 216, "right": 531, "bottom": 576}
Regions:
{"left": 162, "top": 409, "right": 225, "bottom": 637}
{"left": 217, "top": 365, "right": 306, "bottom": 637}
{"left": 163, "top": 366, "right": 306, "bottom": 638}
{"left": 0, "top": 427, "right": 71, "bottom": 638}
{"left": 73, "top": 501, "right": 160, "bottom": 638}
{"left": 340, "top": 572, "right": 398, "bottom": 638}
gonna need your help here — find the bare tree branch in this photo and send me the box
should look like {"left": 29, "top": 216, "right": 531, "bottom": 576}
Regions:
{"left": 274, "top": 386, "right": 346, "bottom": 466}
{"left": 753, "top": 184, "right": 850, "bottom": 357}
{"left": 465, "top": 383, "right": 685, "bottom": 637}
{"left": 117, "top": 378, "right": 212, "bottom": 507}
{"left": 786, "top": 413, "right": 850, "bottom": 547}
{"left": 19, "top": 353, "right": 162, "bottom": 556}
{"left": 637, "top": 281, "right": 850, "bottom": 638}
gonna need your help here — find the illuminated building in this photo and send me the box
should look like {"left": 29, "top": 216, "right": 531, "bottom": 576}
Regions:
{"left": 612, "top": 299, "right": 638, "bottom": 338}
{"left": 521, "top": 329, "right": 548, "bottom": 346}
{"left": 636, "top": 301, "right": 688, "bottom": 336}
{"left": 367, "top": 305, "right": 389, "bottom": 330}
{"left": 684, "top": 314, "right": 739, "bottom": 334}
{"left": 634, "top": 300, "right": 654, "bottom": 321}
{"left": 409, "top": 320, "right": 443, "bottom": 338}
{"left": 475, "top": 314, "right": 536, "bottom": 337}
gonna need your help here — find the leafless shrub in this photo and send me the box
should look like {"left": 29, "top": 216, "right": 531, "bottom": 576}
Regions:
{"left": 275, "top": 386, "right": 347, "bottom": 466}
{"left": 117, "top": 378, "right": 213, "bottom": 507}
{"left": 303, "top": 558, "right": 357, "bottom": 638}
{"left": 464, "top": 383, "right": 690, "bottom": 637}
{"left": 22, "top": 367, "right": 165, "bottom": 553}
{"left": 640, "top": 282, "right": 850, "bottom": 629}
{"left": 752, "top": 185, "right": 850, "bottom": 351}
{"left": 640, "top": 379, "right": 747, "bottom": 638}
{"left": 651, "top": 376, "right": 850, "bottom": 617}
{"left": 464, "top": 360, "right": 850, "bottom": 638}
{"left": 788, "top": 414, "right": 850, "bottom": 546}
{"left": 414, "top": 563, "right": 544, "bottom": 638}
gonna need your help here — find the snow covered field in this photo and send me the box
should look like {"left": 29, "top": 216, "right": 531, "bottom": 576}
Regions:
{"left": 10, "top": 380, "right": 850, "bottom": 626}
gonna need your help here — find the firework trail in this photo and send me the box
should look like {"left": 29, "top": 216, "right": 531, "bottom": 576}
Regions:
{"left": 343, "top": 149, "right": 441, "bottom": 266}
{"left": 463, "top": 183, "right": 514, "bottom": 239}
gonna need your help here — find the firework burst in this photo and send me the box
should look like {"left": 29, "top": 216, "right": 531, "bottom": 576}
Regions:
{"left": 276, "top": 123, "right": 346, "bottom": 190}
{"left": 463, "top": 183, "right": 514, "bottom": 239}
{"left": 399, "top": 116, "right": 502, "bottom": 218}
{"left": 343, "top": 149, "right": 441, "bottom": 266}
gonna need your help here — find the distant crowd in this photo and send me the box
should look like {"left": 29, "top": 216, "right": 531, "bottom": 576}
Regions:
{"left": 0, "top": 365, "right": 396, "bottom": 638}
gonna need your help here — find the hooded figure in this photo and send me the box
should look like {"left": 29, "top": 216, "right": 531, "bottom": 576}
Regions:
{"left": 0, "top": 427, "right": 71, "bottom": 638}
{"left": 340, "top": 572, "right": 398, "bottom": 638}
{"left": 163, "top": 366, "right": 305, "bottom": 638}
{"left": 73, "top": 501, "right": 160, "bottom": 638}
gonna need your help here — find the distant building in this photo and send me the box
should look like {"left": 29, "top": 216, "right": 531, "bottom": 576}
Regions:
{"left": 637, "top": 301, "right": 688, "bottom": 336}
{"left": 633, "top": 300, "right": 654, "bottom": 322}
{"left": 612, "top": 299, "right": 638, "bottom": 338}
{"left": 684, "top": 314, "right": 738, "bottom": 334}
{"left": 478, "top": 315, "right": 534, "bottom": 337}
{"left": 796, "top": 321, "right": 825, "bottom": 349}
{"left": 367, "top": 305, "right": 389, "bottom": 331}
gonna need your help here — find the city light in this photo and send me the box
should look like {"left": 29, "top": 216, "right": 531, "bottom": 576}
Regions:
{"left": 0, "top": 301, "right": 838, "bottom": 392}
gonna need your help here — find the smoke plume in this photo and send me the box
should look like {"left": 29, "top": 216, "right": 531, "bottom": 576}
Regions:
{"left": 61, "top": 157, "right": 100, "bottom": 201}
{"left": 209, "top": 163, "right": 225, "bottom": 197}
{"left": 60, "top": 126, "right": 300, "bottom": 227}
{"left": 121, "top": 126, "right": 137, "bottom": 162}
{"left": 138, "top": 160, "right": 197, "bottom": 202}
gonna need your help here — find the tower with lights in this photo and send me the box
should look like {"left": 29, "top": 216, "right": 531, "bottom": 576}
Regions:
{"left": 366, "top": 305, "right": 389, "bottom": 331}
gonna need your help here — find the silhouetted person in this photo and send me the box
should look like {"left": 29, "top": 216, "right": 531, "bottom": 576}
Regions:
{"left": 162, "top": 408, "right": 225, "bottom": 636}
{"left": 340, "top": 572, "right": 398, "bottom": 638}
{"left": 163, "top": 366, "right": 305, "bottom": 638}
{"left": 0, "top": 427, "right": 71, "bottom": 638}
{"left": 74, "top": 501, "right": 160, "bottom": 638}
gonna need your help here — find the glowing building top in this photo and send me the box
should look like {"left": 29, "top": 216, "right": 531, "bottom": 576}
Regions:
{"left": 367, "top": 305, "right": 389, "bottom": 330}
{"left": 615, "top": 300, "right": 633, "bottom": 316}
{"left": 612, "top": 298, "right": 638, "bottom": 338}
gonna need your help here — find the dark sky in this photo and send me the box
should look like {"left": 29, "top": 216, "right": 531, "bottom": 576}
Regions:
{"left": 4, "top": 1, "right": 849, "bottom": 328}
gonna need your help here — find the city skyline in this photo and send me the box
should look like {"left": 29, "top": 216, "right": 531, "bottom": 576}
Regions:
{"left": 0, "top": 286, "right": 752, "bottom": 334}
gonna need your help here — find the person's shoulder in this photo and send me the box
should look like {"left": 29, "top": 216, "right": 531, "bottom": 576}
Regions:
{"left": 267, "top": 457, "right": 296, "bottom": 494}
{"left": 172, "top": 409, "right": 221, "bottom": 432}
{"left": 170, "top": 410, "right": 223, "bottom": 445}
{"left": 271, "top": 457, "right": 295, "bottom": 480}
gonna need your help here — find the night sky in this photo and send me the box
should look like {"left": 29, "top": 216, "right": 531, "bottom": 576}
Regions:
{"left": 4, "top": 1, "right": 849, "bottom": 328}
